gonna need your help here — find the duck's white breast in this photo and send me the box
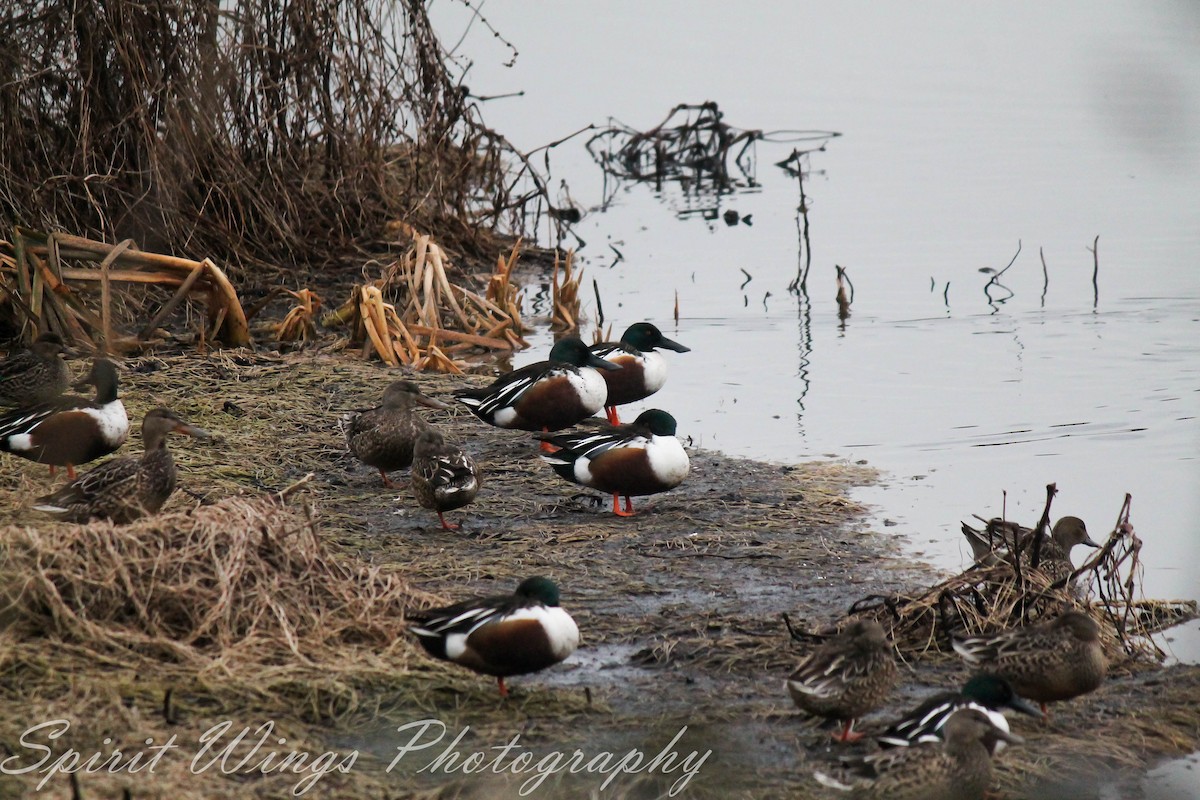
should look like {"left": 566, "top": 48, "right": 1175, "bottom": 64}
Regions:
{"left": 568, "top": 369, "right": 609, "bottom": 414}
{"left": 84, "top": 401, "right": 129, "bottom": 446}
{"left": 646, "top": 435, "right": 690, "bottom": 486}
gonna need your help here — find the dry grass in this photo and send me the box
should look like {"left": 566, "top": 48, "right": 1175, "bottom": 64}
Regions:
{"left": 319, "top": 232, "right": 532, "bottom": 372}
{"left": 0, "top": 494, "right": 436, "bottom": 687}
{"left": 0, "top": 0, "right": 550, "bottom": 278}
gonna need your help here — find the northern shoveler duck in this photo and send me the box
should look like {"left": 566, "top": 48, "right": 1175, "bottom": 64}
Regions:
{"left": 346, "top": 380, "right": 449, "bottom": 488}
{"left": 409, "top": 575, "right": 580, "bottom": 697}
{"left": 0, "top": 333, "right": 71, "bottom": 407}
{"left": 877, "top": 673, "right": 1042, "bottom": 754}
{"left": 33, "top": 408, "right": 209, "bottom": 524}
{"left": 453, "top": 336, "right": 620, "bottom": 437}
{"left": 787, "top": 618, "right": 898, "bottom": 742}
{"left": 0, "top": 358, "right": 128, "bottom": 479}
{"left": 814, "top": 708, "right": 1021, "bottom": 800}
{"left": 535, "top": 408, "right": 689, "bottom": 516}
{"left": 411, "top": 426, "right": 481, "bottom": 530}
{"left": 589, "top": 322, "right": 690, "bottom": 424}
{"left": 951, "top": 610, "right": 1108, "bottom": 714}
{"left": 962, "top": 516, "right": 1100, "bottom": 584}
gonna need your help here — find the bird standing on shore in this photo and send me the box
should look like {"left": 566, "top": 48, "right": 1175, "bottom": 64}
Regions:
{"left": 453, "top": 337, "right": 619, "bottom": 438}
{"left": 346, "top": 380, "right": 449, "bottom": 488}
{"left": 536, "top": 408, "right": 689, "bottom": 516}
{"left": 951, "top": 610, "right": 1108, "bottom": 714}
{"left": 33, "top": 408, "right": 208, "bottom": 523}
{"left": 787, "top": 618, "right": 898, "bottom": 742}
{"left": 410, "top": 427, "right": 480, "bottom": 530}
{"left": 409, "top": 576, "right": 579, "bottom": 697}
{"left": 0, "top": 358, "right": 128, "bottom": 479}
{"left": 589, "top": 322, "right": 690, "bottom": 424}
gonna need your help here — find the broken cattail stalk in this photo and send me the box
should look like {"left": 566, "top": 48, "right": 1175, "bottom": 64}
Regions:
{"left": 550, "top": 249, "right": 583, "bottom": 331}
{"left": 9, "top": 231, "right": 251, "bottom": 347}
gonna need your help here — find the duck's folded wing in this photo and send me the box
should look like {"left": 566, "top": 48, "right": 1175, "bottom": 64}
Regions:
{"left": 35, "top": 457, "right": 139, "bottom": 508}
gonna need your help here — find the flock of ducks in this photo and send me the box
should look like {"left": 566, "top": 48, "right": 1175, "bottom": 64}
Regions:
{"left": 785, "top": 540, "right": 1108, "bottom": 798}
{"left": 0, "top": 335, "right": 208, "bottom": 521}
{"left": 344, "top": 322, "right": 694, "bottom": 528}
{"left": 0, "top": 327, "right": 1113, "bottom": 798}
{"left": 0, "top": 323, "right": 691, "bottom": 695}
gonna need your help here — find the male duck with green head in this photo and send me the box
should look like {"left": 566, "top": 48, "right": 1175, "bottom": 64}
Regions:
{"left": 409, "top": 576, "right": 579, "bottom": 697}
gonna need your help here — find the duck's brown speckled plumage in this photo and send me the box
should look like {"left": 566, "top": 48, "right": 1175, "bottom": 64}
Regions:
{"left": 0, "top": 333, "right": 71, "bottom": 407}
{"left": 33, "top": 408, "right": 208, "bottom": 524}
{"left": 411, "top": 427, "right": 480, "bottom": 530}
{"left": 961, "top": 516, "right": 1100, "bottom": 586}
{"left": 346, "top": 380, "right": 449, "bottom": 488}
{"left": 952, "top": 610, "right": 1108, "bottom": 708}
{"left": 815, "top": 708, "right": 1021, "bottom": 800}
{"left": 787, "top": 618, "right": 898, "bottom": 742}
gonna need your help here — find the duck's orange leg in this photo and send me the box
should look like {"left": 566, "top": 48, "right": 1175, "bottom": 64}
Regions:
{"left": 539, "top": 426, "right": 558, "bottom": 453}
{"left": 834, "top": 719, "right": 865, "bottom": 743}
{"left": 497, "top": 677, "right": 508, "bottom": 698}
{"left": 612, "top": 494, "right": 635, "bottom": 517}
{"left": 605, "top": 406, "right": 621, "bottom": 425}
{"left": 437, "top": 511, "right": 460, "bottom": 531}
{"left": 66, "top": 464, "right": 77, "bottom": 480}
{"left": 379, "top": 469, "right": 406, "bottom": 489}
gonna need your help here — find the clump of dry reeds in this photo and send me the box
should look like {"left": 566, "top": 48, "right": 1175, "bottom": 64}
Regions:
{"left": 274, "top": 289, "right": 322, "bottom": 343}
{"left": 550, "top": 249, "right": 584, "bottom": 331}
{"left": 0, "top": 0, "right": 551, "bottom": 278}
{"left": 844, "top": 486, "right": 1196, "bottom": 662}
{"left": 0, "top": 491, "right": 436, "bottom": 692}
{"left": 322, "top": 232, "right": 530, "bottom": 371}
{"left": 0, "top": 230, "right": 250, "bottom": 349}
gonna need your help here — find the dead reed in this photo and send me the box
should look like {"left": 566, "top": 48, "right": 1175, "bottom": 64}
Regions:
{"left": 550, "top": 250, "right": 584, "bottom": 331}
{"left": 0, "top": 0, "right": 552, "bottom": 278}
{"left": 0, "top": 230, "right": 250, "bottom": 349}
{"left": 320, "top": 231, "right": 531, "bottom": 371}
{"left": 842, "top": 485, "right": 1196, "bottom": 662}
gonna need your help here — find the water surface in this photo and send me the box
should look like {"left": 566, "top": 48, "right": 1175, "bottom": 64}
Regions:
{"left": 433, "top": 0, "right": 1199, "bottom": 666}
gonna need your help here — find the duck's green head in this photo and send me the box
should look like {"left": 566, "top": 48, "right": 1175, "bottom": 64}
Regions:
{"left": 620, "top": 322, "right": 691, "bottom": 354}
{"left": 73, "top": 358, "right": 120, "bottom": 403}
{"left": 516, "top": 576, "right": 561, "bottom": 606}
{"left": 549, "top": 337, "right": 621, "bottom": 370}
{"left": 962, "top": 674, "right": 1044, "bottom": 718}
{"left": 632, "top": 409, "right": 678, "bottom": 436}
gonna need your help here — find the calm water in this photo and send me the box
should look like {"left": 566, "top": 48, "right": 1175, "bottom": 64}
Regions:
{"left": 428, "top": 0, "right": 1200, "bottom": 777}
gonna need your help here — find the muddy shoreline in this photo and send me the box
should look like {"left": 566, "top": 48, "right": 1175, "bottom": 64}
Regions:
{"left": 1, "top": 350, "right": 1197, "bottom": 799}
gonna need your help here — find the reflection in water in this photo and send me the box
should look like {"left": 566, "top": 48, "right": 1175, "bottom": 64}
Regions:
{"left": 587, "top": 102, "right": 761, "bottom": 220}
{"left": 835, "top": 265, "right": 853, "bottom": 331}
{"left": 795, "top": 291, "right": 813, "bottom": 436}
{"left": 983, "top": 240, "right": 1021, "bottom": 311}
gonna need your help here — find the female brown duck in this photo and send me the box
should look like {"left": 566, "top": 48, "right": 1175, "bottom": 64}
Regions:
{"left": 33, "top": 408, "right": 208, "bottom": 524}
